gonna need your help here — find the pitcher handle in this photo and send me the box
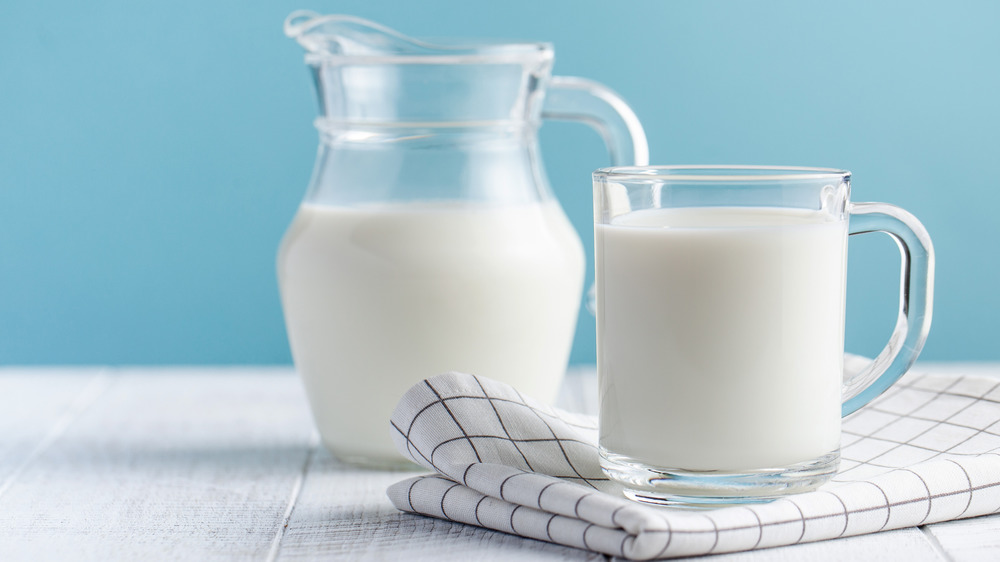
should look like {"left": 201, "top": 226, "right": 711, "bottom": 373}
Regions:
{"left": 541, "top": 76, "right": 649, "bottom": 166}
{"left": 842, "top": 202, "right": 935, "bottom": 416}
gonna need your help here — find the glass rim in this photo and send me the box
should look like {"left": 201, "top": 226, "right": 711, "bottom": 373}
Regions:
{"left": 593, "top": 165, "right": 851, "bottom": 183}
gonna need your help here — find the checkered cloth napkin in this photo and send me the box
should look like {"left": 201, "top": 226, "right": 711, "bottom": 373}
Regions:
{"left": 387, "top": 369, "right": 1000, "bottom": 560}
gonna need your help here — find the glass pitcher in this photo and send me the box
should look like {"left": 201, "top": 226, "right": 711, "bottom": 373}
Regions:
{"left": 278, "top": 11, "right": 649, "bottom": 467}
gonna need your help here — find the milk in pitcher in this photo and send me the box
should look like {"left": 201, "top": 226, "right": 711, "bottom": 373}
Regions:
{"left": 279, "top": 200, "right": 584, "bottom": 465}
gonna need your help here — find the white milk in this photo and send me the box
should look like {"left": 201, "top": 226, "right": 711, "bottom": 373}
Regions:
{"left": 596, "top": 207, "right": 846, "bottom": 471}
{"left": 278, "top": 201, "right": 584, "bottom": 465}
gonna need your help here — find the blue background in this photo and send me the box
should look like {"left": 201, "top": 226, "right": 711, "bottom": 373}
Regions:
{"left": 2, "top": 0, "right": 998, "bottom": 365}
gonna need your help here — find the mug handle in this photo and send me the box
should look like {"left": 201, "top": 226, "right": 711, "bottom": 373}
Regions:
{"left": 541, "top": 76, "right": 649, "bottom": 166}
{"left": 842, "top": 202, "right": 935, "bottom": 416}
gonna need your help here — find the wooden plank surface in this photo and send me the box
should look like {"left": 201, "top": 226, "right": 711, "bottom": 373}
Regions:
{"left": 923, "top": 514, "right": 1000, "bottom": 562}
{"left": 0, "top": 367, "right": 111, "bottom": 493}
{"left": 0, "top": 368, "right": 315, "bottom": 561}
{"left": 0, "top": 364, "right": 995, "bottom": 561}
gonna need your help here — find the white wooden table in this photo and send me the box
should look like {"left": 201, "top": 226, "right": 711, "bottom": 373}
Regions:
{"left": 1, "top": 364, "right": 997, "bottom": 561}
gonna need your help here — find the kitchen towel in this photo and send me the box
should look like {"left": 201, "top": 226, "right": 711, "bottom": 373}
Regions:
{"left": 387, "top": 369, "right": 1000, "bottom": 559}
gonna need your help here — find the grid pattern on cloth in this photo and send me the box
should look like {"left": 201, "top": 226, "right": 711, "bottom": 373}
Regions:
{"left": 387, "top": 371, "right": 1000, "bottom": 560}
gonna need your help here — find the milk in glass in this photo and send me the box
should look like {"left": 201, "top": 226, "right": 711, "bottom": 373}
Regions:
{"left": 596, "top": 206, "right": 846, "bottom": 471}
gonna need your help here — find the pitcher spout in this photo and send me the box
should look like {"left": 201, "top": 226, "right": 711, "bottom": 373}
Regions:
{"left": 284, "top": 11, "right": 550, "bottom": 62}
{"left": 285, "top": 11, "right": 443, "bottom": 58}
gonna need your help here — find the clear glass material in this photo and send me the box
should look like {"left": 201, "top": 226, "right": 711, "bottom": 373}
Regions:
{"left": 593, "top": 166, "right": 934, "bottom": 506}
{"left": 277, "top": 12, "right": 649, "bottom": 468}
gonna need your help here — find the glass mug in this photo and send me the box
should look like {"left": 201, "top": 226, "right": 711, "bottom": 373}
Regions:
{"left": 593, "top": 166, "right": 934, "bottom": 506}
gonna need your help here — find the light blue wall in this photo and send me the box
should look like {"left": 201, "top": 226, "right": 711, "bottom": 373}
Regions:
{"left": 1, "top": 0, "right": 998, "bottom": 364}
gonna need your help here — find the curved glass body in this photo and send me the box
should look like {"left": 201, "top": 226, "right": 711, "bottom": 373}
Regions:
{"left": 277, "top": 13, "right": 648, "bottom": 467}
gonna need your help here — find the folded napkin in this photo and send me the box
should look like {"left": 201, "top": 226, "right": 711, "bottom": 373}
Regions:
{"left": 387, "top": 370, "right": 1000, "bottom": 560}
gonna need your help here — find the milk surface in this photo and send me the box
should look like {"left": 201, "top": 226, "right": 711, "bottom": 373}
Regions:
{"left": 278, "top": 201, "right": 584, "bottom": 464}
{"left": 596, "top": 206, "right": 846, "bottom": 471}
